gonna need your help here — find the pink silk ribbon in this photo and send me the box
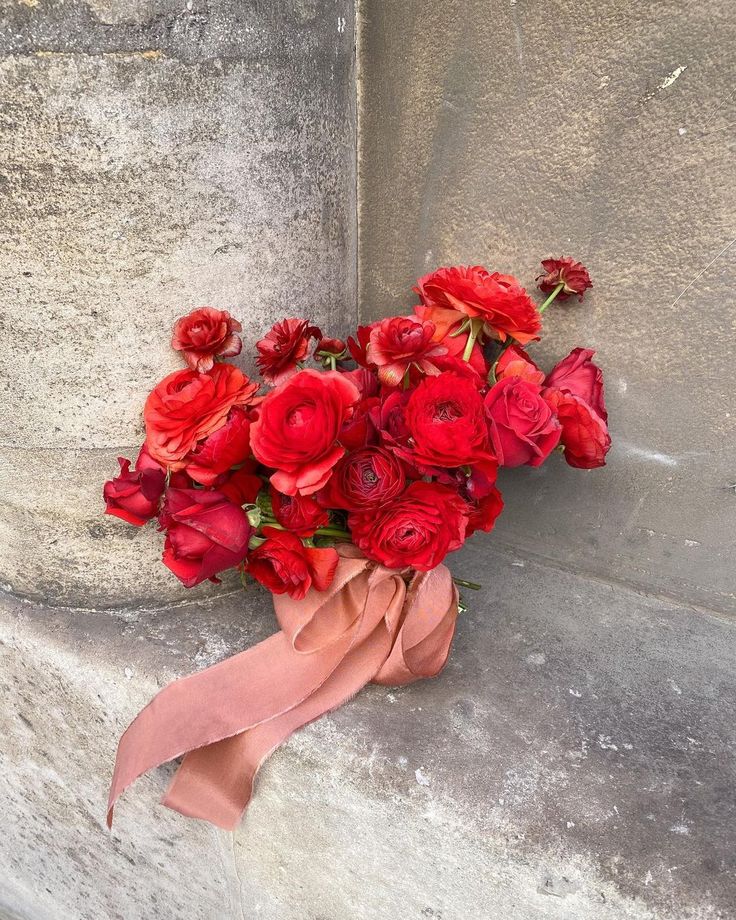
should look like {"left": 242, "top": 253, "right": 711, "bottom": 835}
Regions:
{"left": 107, "top": 545, "right": 459, "bottom": 830}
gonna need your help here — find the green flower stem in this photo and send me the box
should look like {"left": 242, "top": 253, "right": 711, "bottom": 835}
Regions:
{"left": 462, "top": 317, "right": 485, "bottom": 362}
{"left": 313, "top": 526, "right": 352, "bottom": 541}
{"left": 539, "top": 282, "right": 564, "bottom": 313}
{"left": 453, "top": 577, "right": 482, "bottom": 590}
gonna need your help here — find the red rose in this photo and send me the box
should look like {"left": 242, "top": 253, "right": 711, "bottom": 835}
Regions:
{"left": 321, "top": 446, "right": 406, "bottom": 511}
{"left": 494, "top": 344, "right": 545, "bottom": 385}
{"left": 270, "top": 487, "right": 329, "bottom": 537}
{"left": 543, "top": 389, "right": 611, "bottom": 469}
{"left": 367, "top": 316, "right": 447, "bottom": 386}
{"left": 537, "top": 257, "right": 592, "bottom": 301}
{"left": 171, "top": 307, "right": 242, "bottom": 373}
{"left": 183, "top": 407, "right": 251, "bottom": 486}
{"left": 218, "top": 462, "right": 264, "bottom": 505}
{"left": 405, "top": 372, "right": 494, "bottom": 470}
{"left": 250, "top": 369, "right": 360, "bottom": 495}
{"left": 350, "top": 481, "right": 467, "bottom": 570}
{"left": 145, "top": 363, "right": 259, "bottom": 468}
{"left": 160, "top": 488, "right": 252, "bottom": 587}
{"left": 465, "top": 487, "right": 504, "bottom": 537}
{"left": 256, "top": 318, "right": 321, "bottom": 386}
{"left": 485, "top": 377, "right": 561, "bottom": 467}
{"left": 414, "top": 265, "right": 541, "bottom": 344}
{"left": 103, "top": 449, "right": 165, "bottom": 526}
{"left": 545, "top": 348, "right": 607, "bottom": 421}
{"left": 247, "top": 527, "right": 338, "bottom": 600}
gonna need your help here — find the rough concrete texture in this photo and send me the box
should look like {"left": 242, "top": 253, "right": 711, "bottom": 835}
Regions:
{"left": 2, "top": 543, "right": 735, "bottom": 919}
{"left": 358, "top": 0, "right": 736, "bottom": 615}
{"left": 0, "top": 0, "right": 356, "bottom": 607}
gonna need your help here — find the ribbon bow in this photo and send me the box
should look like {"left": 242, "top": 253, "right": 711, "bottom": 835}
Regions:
{"left": 107, "top": 545, "right": 459, "bottom": 830}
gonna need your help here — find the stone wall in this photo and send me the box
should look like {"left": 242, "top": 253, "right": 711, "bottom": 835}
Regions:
{"left": 0, "top": 0, "right": 356, "bottom": 608}
{"left": 358, "top": 0, "right": 736, "bottom": 614}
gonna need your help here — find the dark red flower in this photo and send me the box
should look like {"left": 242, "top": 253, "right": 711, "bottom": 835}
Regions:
{"left": 537, "top": 258, "right": 592, "bottom": 301}
{"left": 349, "top": 481, "right": 468, "bottom": 570}
{"left": 103, "top": 450, "right": 165, "bottom": 526}
{"left": 270, "top": 488, "right": 329, "bottom": 537}
{"left": 247, "top": 527, "right": 338, "bottom": 599}
{"left": 373, "top": 389, "right": 412, "bottom": 449}
{"left": 543, "top": 389, "right": 611, "bottom": 469}
{"left": 171, "top": 307, "right": 242, "bottom": 373}
{"left": 256, "top": 318, "right": 322, "bottom": 386}
{"left": 414, "top": 265, "right": 541, "bottom": 344}
{"left": 494, "top": 344, "right": 545, "bottom": 385}
{"left": 218, "top": 462, "right": 263, "bottom": 505}
{"left": 339, "top": 396, "right": 380, "bottom": 451}
{"left": 321, "top": 446, "right": 406, "bottom": 511}
{"left": 250, "top": 369, "right": 360, "bottom": 495}
{"left": 405, "top": 372, "right": 494, "bottom": 470}
{"left": 160, "top": 488, "right": 252, "bottom": 587}
{"left": 183, "top": 407, "right": 252, "bottom": 486}
{"left": 544, "top": 347, "right": 607, "bottom": 421}
{"left": 144, "top": 363, "right": 259, "bottom": 468}
{"left": 465, "top": 487, "right": 504, "bottom": 537}
{"left": 485, "top": 377, "right": 561, "bottom": 467}
{"left": 367, "top": 316, "right": 447, "bottom": 387}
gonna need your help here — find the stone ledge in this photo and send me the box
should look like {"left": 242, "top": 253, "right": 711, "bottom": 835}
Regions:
{"left": 1, "top": 544, "right": 734, "bottom": 919}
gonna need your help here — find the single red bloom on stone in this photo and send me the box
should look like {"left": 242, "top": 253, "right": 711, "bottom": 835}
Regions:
{"left": 171, "top": 307, "right": 242, "bottom": 373}
{"left": 367, "top": 316, "right": 447, "bottom": 387}
{"left": 414, "top": 265, "right": 541, "bottom": 344}
{"left": 256, "top": 318, "right": 322, "bottom": 386}
{"left": 270, "top": 488, "right": 329, "bottom": 537}
{"left": 537, "top": 258, "right": 592, "bottom": 301}
{"left": 247, "top": 527, "right": 338, "bottom": 600}
{"left": 543, "top": 388, "right": 611, "bottom": 469}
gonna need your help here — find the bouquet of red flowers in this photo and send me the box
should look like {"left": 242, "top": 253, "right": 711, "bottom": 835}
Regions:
{"left": 105, "top": 257, "right": 609, "bottom": 830}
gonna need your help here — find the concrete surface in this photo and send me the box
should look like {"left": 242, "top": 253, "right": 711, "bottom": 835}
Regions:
{"left": 0, "top": 0, "right": 357, "bottom": 608}
{"left": 3, "top": 543, "right": 735, "bottom": 920}
{"left": 358, "top": 0, "right": 736, "bottom": 615}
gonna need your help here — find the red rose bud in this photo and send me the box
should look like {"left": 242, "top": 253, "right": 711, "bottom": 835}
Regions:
{"left": 256, "top": 318, "right": 321, "bottom": 386}
{"left": 160, "top": 488, "right": 252, "bottom": 587}
{"left": 270, "top": 488, "right": 329, "bottom": 537}
{"left": 247, "top": 527, "right": 338, "bottom": 600}
{"left": 545, "top": 347, "right": 607, "bottom": 421}
{"left": 349, "top": 481, "right": 468, "bottom": 570}
{"left": 494, "top": 344, "right": 545, "bottom": 385}
{"left": 219, "top": 462, "right": 264, "bottom": 505}
{"left": 321, "top": 446, "right": 406, "bottom": 512}
{"left": 414, "top": 265, "right": 541, "bottom": 344}
{"left": 145, "top": 363, "right": 259, "bottom": 468}
{"left": 184, "top": 407, "right": 252, "bottom": 486}
{"left": 465, "top": 487, "right": 504, "bottom": 537}
{"left": 315, "top": 337, "right": 349, "bottom": 369}
{"left": 250, "top": 369, "right": 360, "bottom": 496}
{"left": 544, "top": 389, "right": 611, "bottom": 469}
{"left": 103, "top": 455, "right": 165, "bottom": 526}
{"left": 171, "top": 307, "right": 242, "bottom": 373}
{"left": 406, "top": 372, "right": 494, "bottom": 470}
{"left": 537, "top": 257, "right": 592, "bottom": 301}
{"left": 367, "top": 316, "right": 447, "bottom": 387}
{"left": 485, "top": 377, "right": 561, "bottom": 467}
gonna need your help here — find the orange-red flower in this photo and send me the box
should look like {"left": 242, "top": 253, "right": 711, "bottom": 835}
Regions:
{"left": 171, "top": 307, "right": 242, "bottom": 373}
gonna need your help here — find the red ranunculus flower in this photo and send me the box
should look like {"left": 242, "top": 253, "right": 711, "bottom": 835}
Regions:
{"left": 250, "top": 369, "right": 360, "bottom": 496}
{"left": 494, "top": 344, "right": 545, "bottom": 385}
{"left": 349, "top": 481, "right": 468, "bottom": 570}
{"left": 270, "top": 487, "right": 329, "bottom": 537}
{"left": 183, "top": 407, "right": 251, "bottom": 486}
{"left": 405, "top": 372, "right": 494, "bottom": 469}
{"left": 373, "top": 389, "right": 412, "bottom": 448}
{"left": 256, "top": 318, "right": 321, "bottom": 386}
{"left": 218, "top": 462, "right": 263, "bottom": 505}
{"left": 465, "top": 486, "right": 504, "bottom": 537}
{"left": 145, "top": 363, "right": 259, "bottom": 468}
{"left": 171, "top": 307, "right": 242, "bottom": 373}
{"left": 247, "top": 527, "right": 338, "bottom": 600}
{"left": 103, "top": 449, "right": 166, "bottom": 526}
{"left": 414, "top": 265, "right": 541, "bottom": 344}
{"left": 545, "top": 347, "right": 607, "bottom": 421}
{"left": 367, "top": 316, "right": 447, "bottom": 387}
{"left": 537, "top": 257, "right": 592, "bottom": 301}
{"left": 485, "top": 377, "right": 561, "bottom": 467}
{"left": 160, "top": 488, "right": 252, "bottom": 587}
{"left": 543, "top": 389, "right": 611, "bottom": 469}
{"left": 321, "top": 446, "right": 406, "bottom": 511}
